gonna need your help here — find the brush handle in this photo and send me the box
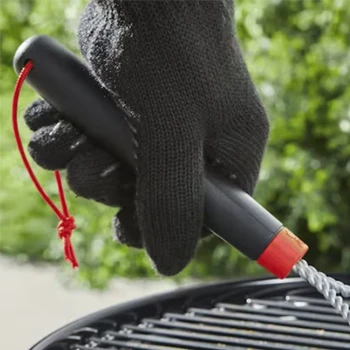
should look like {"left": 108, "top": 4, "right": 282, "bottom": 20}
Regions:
{"left": 14, "top": 35, "right": 308, "bottom": 278}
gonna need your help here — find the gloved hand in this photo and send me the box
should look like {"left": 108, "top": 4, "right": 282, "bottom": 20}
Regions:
{"left": 24, "top": 0, "right": 269, "bottom": 276}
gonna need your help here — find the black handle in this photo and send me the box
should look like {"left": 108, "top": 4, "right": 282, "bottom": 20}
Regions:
{"left": 14, "top": 35, "right": 308, "bottom": 278}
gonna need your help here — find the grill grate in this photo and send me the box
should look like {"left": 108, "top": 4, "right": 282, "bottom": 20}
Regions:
{"left": 31, "top": 276, "right": 350, "bottom": 350}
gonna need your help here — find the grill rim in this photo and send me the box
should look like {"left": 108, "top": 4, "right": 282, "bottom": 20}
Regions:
{"left": 29, "top": 273, "right": 349, "bottom": 350}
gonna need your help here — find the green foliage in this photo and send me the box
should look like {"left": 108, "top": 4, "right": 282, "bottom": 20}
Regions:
{"left": 0, "top": 0, "right": 349, "bottom": 289}
{"left": 240, "top": 0, "right": 350, "bottom": 272}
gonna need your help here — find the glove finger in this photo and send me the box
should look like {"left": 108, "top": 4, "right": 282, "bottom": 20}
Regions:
{"left": 205, "top": 45, "right": 270, "bottom": 195}
{"left": 67, "top": 147, "right": 135, "bottom": 208}
{"left": 205, "top": 111, "right": 269, "bottom": 196}
{"left": 24, "top": 99, "right": 60, "bottom": 131}
{"left": 112, "top": 205, "right": 143, "bottom": 248}
{"left": 28, "top": 121, "right": 88, "bottom": 170}
{"left": 135, "top": 124, "right": 204, "bottom": 276}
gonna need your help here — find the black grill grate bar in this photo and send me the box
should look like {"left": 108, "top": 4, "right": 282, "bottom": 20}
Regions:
{"left": 247, "top": 298, "right": 341, "bottom": 314}
{"left": 90, "top": 334, "right": 251, "bottom": 350}
{"left": 140, "top": 319, "right": 350, "bottom": 349}
{"left": 70, "top": 327, "right": 99, "bottom": 338}
{"left": 75, "top": 342, "right": 191, "bottom": 350}
{"left": 121, "top": 324, "right": 332, "bottom": 350}
{"left": 149, "top": 315, "right": 350, "bottom": 341}
{"left": 174, "top": 310, "right": 350, "bottom": 333}
{"left": 216, "top": 303, "right": 346, "bottom": 324}
{"left": 286, "top": 295, "right": 350, "bottom": 306}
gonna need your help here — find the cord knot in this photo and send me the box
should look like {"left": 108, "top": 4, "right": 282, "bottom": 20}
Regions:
{"left": 57, "top": 216, "right": 76, "bottom": 239}
{"left": 57, "top": 216, "right": 78, "bottom": 268}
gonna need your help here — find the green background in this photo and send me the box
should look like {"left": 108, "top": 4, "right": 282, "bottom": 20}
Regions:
{"left": 1, "top": 0, "right": 349, "bottom": 289}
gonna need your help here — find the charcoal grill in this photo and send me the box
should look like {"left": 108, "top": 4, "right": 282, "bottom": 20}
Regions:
{"left": 30, "top": 274, "right": 350, "bottom": 350}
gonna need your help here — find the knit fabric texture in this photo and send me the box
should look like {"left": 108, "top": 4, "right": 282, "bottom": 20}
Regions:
{"left": 24, "top": 0, "right": 269, "bottom": 276}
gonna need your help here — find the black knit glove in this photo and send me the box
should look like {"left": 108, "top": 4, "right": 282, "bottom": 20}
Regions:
{"left": 24, "top": 0, "right": 269, "bottom": 276}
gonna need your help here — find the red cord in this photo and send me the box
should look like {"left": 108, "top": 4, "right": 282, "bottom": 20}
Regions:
{"left": 12, "top": 61, "right": 78, "bottom": 268}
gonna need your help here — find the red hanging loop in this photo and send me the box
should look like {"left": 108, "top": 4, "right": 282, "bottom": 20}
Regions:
{"left": 12, "top": 61, "right": 78, "bottom": 268}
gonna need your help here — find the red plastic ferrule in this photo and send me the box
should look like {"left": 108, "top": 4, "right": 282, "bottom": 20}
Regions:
{"left": 257, "top": 227, "right": 309, "bottom": 279}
